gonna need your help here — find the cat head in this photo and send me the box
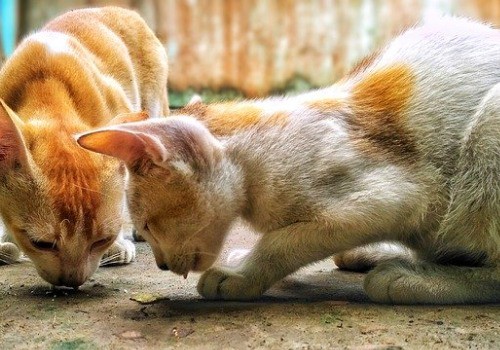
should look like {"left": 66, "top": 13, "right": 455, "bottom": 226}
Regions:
{"left": 76, "top": 116, "right": 234, "bottom": 277}
{"left": 0, "top": 101, "right": 146, "bottom": 287}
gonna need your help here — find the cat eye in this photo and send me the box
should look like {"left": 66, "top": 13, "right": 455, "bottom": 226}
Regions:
{"left": 30, "top": 239, "right": 58, "bottom": 252}
{"left": 91, "top": 236, "right": 113, "bottom": 251}
{"left": 143, "top": 223, "right": 150, "bottom": 233}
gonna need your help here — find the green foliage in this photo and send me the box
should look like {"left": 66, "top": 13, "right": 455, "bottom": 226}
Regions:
{"left": 168, "top": 75, "right": 316, "bottom": 108}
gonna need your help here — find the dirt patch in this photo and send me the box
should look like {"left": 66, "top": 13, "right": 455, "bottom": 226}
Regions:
{"left": 1, "top": 224, "right": 499, "bottom": 349}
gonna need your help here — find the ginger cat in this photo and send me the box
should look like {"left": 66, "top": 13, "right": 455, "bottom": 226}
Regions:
{"left": 78, "top": 17, "right": 500, "bottom": 303}
{"left": 0, "top": 7, "right": 168, "bottom": 287}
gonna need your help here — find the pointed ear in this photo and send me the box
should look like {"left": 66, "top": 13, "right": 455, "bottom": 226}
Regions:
{"left": 0, "top": 99, "right": 29, "bottom": 171}
{"left": 76, "top": 128, "right": 168, "bottom": 167}
{"left": 106, "top": 111, "right": 149, "bottom": 126}
{"left": 187, "top": 94, "right": 203, "bottom": 105}
{"left": 167, "top": 117, "right": 223, "bottom": 171}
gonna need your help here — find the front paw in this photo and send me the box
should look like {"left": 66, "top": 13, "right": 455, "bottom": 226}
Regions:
{"left": 364, "top": 260, "right": 425, "bottom": 304}
{"left": 0, "top": 242, "right": 21, "bottom": 264}
{"left": 197, "top": 267, "right": 264, "bottom": 300}
{"left": 100, "top": 239, "right": 136, "bottom": 266}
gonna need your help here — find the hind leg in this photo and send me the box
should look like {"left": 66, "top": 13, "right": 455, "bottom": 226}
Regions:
{"left": 334, "top": 243, "right": 414, "bottom": 272}
{"left": 364, "top": 260, "right": 499, "bottom": 304}
{"left": 366, "top": 84, "right": 500, "bottom": 304}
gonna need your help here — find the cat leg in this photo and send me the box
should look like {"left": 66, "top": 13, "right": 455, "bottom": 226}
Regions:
{"left": 100, "top": 232, "right": 136, "bottom": 266}
{"left": 366, "top": 84, "right": 500, "bottom": 304}
{"left": 0, "top": 226, "right": 21, "bottom": 265}
{"left": 334, "top": 242, "right": 414, "bottom": 272}
{"left": 198, "top": 222, "right": 335, "bottom": 300}
{"left": 364, "top": 260, "right": 499, "bottom": 304}
{"left": 0, "top": 242, "right": 21, "bottom": 265}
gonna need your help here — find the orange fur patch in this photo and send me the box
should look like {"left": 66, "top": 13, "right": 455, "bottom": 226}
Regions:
{"left": 180, "top": 102, "right": 288, "bottom": 136}
{"left": 349, "top": 64, "right": 417, "bottom": 161}
{"left": 23, "top": 121, "right": 103, "bottom": 237}
{"left": 308, "top": 99, "right": 345, "bottom": 113}
{"left": 45, "top": 141, "right": 102, "bottom": 236}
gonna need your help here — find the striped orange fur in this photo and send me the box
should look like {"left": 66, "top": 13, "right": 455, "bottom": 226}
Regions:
{"left": 0, "top": 7, "right": 168, "bottom": 287}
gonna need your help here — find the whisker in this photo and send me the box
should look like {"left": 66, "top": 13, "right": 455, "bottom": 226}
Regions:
{"left": 179, "top": 223, "right": 211, "bottom": 252}
{"left": 100, "top": 253, "right": 122, "bottom": 262}
{"left": 99, "top": 252, "right": 123, "bottom": 266}
{"left": 71, "top": 183, "right": 124, "bottom": 198}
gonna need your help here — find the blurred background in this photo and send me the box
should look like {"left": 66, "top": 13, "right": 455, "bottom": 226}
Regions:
{"left": 1, "top": 0, "right": 499, "bottom": 106}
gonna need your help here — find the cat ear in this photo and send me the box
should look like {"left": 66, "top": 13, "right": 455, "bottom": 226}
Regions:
{"left": 167, "top": 117, "right": 223, "bottom": 172}
{"left": 76, "top": 128, "right": 168, "bottom": 167}
{"left": 0, "top": 99, "right": 30, "bottom": 171}
{"left": 187, "top": 94, "right": 203, "bottom": 105}
{"left": 106, "top": 111, "right": 149, "bottom": 126}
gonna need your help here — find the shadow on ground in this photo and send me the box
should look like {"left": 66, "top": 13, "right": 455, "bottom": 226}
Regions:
{"left": 1, "top": 223, "right": 498, "bottom": 349}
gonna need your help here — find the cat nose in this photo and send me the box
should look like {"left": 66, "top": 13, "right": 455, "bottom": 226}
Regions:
{"left": 158, "top": 263, "right": 169, "bottom": 271}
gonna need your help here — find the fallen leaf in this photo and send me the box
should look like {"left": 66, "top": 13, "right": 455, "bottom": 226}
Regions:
{"left": 130, "top": 293, "right": 169, "bottom": 304}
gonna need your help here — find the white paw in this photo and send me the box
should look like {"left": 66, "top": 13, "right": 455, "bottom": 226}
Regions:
{"left": 100, "top": 239, "right": 136, "bottom": 266}
{"left": 364, "top": 260, "right": 426, "bottom": 304}
{"left": 0, "top": 242, "right": 21, "bottom": 264}
{"left": 197, "top": 267, "right": 264, "bottom": 300}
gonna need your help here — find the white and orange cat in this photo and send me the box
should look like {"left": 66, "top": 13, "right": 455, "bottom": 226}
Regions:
{"left": 0, "top": 7, "right": 168, "bottom": 287}
{"left": 78, "top": 17, "right": 500, "bottom": 303}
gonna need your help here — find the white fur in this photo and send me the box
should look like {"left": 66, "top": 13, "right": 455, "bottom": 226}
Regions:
{"left": 118, "top": 17, "right": 500, "bottom": 304}
{"left": 31, "top": 31, "right": 72, "bottom": 55}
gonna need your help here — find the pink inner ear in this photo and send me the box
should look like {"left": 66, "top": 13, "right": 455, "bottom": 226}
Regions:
{"left": 76, "top": 128, "right": 167, "bottom": 166}
{"left": 0, "top": 100, "right": 28, "bottom": 169}
{"left": 76, "top": 129, "right": 147, "bottom": 165}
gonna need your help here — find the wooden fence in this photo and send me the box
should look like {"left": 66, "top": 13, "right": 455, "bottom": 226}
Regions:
{"left": 4, "top": 0, "right": 500, "bottom": 97}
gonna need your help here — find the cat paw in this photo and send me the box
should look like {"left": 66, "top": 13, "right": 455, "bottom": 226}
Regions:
{"left": 364, "top": 260, "right": 426, "bottom": 304}
{"left": 0, "top": 242, "right": 21, "bottom": 264}
{"left": 334, "top": 251, "right": 375, "bottom": 272}
{"left": 197, "top": 267, "right": 263, "bottom": 300}
{"left": 100, "top": 239, "right": 136, "bottom": 266}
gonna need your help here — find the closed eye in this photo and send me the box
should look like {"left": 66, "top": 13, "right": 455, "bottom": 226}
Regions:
{"left": 91, "top": 236, "right": 114, "bottom": 251}
{"left": 30, "top": 239, "right": 58, "bottom": 252}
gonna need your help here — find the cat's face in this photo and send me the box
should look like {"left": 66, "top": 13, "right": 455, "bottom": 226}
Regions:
{"left": 0, "top": 101, "right": 125, "bottom": 287}
{"left": 77, "top": 117, "right": 228, "bottom": 277}
{"left": 126, "top": 165, "right": 224, "bottom": 276}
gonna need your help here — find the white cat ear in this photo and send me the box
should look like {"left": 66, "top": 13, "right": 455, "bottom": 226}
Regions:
{"left": 187, "top": 94, "right": 203, "bottom": 105}
{"left": 106, "top": 111, "right": 149, "bottom": 126}
{"left": 166, "top": 117, "right": 223, "bottom": 171}
{"left": 76, "top": 128, "right": 168, "bottom": 167}
{"left": 0, "top": 99, "right": 30, "bottom": 171}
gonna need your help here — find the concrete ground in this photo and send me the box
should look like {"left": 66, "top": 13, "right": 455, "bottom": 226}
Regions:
{"left": 1, "top": 223, "right": 499, "bottom": 350}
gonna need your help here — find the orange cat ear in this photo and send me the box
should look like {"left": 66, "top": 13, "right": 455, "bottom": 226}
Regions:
{"left": 0, "top": 99, "right": 30, "bottom": 171}
{"left": 76, "top": 128, "right": 167, "bottom": 167}
{"left": 107, "top": 111, "right": 150, "bottom": 126}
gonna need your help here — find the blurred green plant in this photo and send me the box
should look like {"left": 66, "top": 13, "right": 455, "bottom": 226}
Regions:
{"left": 169, "top": 74, "right": 316, "bottom": 108}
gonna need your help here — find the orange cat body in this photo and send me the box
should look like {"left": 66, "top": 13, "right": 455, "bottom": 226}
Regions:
{"left": 0, "top": 7, "right": 168, "bottom": 287}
